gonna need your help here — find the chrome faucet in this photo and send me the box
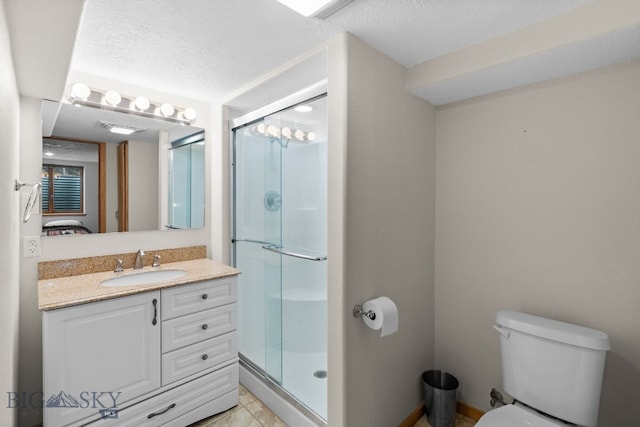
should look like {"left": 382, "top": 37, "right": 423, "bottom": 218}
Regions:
{"left": 134, "top": 250, "right": 145, "bottom": 269}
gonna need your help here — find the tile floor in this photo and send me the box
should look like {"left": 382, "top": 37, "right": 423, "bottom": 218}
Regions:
{"left": 189, "top": 385, "right": 285, "bottom": 427}
{"left": 190, "top": 384, "right": 476, "bottom": 427}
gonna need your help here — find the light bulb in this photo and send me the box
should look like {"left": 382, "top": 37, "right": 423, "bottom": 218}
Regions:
{"left": 134, "top": 96, "right": 150, "bottom": 111}
{"left": 104, "top": 90, "right": 122, "bottom": 106}
{"left": 267, "top": 125, "right": 280, "bottom": 137}
{"left": 183, "top": 107, "right": 197, "bottom": 121}
{"left": 256, "top": 123, "right": 266, "bottom": 134}
{"left": 70, "top": 83, "right": 91, "bottom": 100}
{"left": 294, "top": 129, "right": 305, "bottom": 141}
{"left": 307, "top": 131, "right": 316, "bottom": 141}
{"left": 160, "top": 103, "right": 175, "bottom": 117}
{"left": 281, "top": 127, "right": 292, "bottom": 138}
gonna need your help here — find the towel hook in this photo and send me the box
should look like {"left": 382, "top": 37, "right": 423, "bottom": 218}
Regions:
{"left": 15, "top": 179, "right": 42, "bottom": 223}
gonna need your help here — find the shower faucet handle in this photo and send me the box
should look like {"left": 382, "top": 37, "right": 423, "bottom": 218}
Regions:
{"left": 152, "top": 254, "right": 161, "bottom": 267}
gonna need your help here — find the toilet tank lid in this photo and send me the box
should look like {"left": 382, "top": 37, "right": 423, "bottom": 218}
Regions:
{"left": 496, "top": 310, "right": 611, "bottom": 351}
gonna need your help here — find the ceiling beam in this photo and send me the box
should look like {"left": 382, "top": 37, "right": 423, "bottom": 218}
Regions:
{"left": 406, "top": 0, "right": 640, "bottom": 105}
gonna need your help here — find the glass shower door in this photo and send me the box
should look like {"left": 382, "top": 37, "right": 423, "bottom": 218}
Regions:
{"left": 232, "top": 94, "right": 328, "bottom": 420}
{"left": 233, "top": 112, "right": 284, "bottom": 385}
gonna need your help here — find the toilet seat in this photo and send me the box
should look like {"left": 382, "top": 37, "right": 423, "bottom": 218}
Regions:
{"left": 475, "top": 403, "right": 567, "bottom": 427}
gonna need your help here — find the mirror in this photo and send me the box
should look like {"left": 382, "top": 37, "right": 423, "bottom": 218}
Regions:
{"left": 41, "top": 101, "right": 204, "bottom": 235}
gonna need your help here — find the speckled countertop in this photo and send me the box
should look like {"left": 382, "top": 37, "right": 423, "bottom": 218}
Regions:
{"left": 38, "top": 258, "right": 240, "bottom": 311}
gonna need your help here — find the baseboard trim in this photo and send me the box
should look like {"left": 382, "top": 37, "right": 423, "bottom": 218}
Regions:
{"left": 399, "top": 401, "right": 485, "bottom": 426}
{"left": 398, "top": 403, "right": 425, "bottom": 427}
{"left": 456, "top": 401, "right": 484, "bottom": 421}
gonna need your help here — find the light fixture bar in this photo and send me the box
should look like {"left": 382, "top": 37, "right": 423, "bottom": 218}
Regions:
{"left": 66, "top": 83, "right": 198, "bottom": 126}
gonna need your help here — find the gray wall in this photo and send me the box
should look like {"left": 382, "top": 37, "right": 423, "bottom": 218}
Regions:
{"left": 434, "top": 61, "right": 640, "bottom": 426}
{"left": 340, "top": 34, "right": 437, "bottom": 426}
{"left": 0, "top": 2, "right": 20, "bottom": 425}
{"left": 128, "top": 139, "right": 159, "bottom": 232}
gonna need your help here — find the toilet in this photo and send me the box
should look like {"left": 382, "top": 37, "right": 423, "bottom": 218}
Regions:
{"left": 476, "top": 310, "right": 610, "bottom": 427}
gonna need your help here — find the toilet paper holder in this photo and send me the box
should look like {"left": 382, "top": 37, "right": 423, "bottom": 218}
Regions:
{"left": 353, "top": 304, "right": 376, "bottom": 320}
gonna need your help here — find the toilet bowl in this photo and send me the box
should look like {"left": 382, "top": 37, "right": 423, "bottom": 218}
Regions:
{"left": 475, "top": 403, "right": 566, "bottom": 427}
{"left": 476, "top": 310, "right": 610, "bottom": 427}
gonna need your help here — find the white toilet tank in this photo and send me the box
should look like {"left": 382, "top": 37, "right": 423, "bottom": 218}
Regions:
{"left": 495, "top": 310, "right": 610, "bottom": 427}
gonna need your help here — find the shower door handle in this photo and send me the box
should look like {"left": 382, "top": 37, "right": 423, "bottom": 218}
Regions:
{"left": 262, "top": 245, "right": 327, "bottom": 261}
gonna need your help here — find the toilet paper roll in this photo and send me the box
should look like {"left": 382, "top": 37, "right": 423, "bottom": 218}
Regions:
{"left": 362, "top": 296, "right": 399, "bottom": 337}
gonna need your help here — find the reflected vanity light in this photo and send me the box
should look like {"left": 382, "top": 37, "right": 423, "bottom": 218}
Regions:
{"left": 66, "top": 83, "right": 198, "bottom": 125}
{"left": 254, "top": 122, "right": 316, "bottom": 143}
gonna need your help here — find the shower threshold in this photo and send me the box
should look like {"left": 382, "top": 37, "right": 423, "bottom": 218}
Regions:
{"left": 239, "top": 356, "right": 327, "bottom": 427}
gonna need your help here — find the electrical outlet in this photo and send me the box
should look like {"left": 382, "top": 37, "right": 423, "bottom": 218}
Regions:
{"left": 23, "top": 235, "right": 42, "bottom": 258}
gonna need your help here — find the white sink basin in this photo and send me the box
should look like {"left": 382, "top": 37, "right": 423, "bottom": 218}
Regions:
{"left": 101, "top": 269, "right": 188, "bottom": 287}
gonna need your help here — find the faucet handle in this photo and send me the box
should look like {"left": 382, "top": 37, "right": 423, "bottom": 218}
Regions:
{"left": 152, "top": 254, "right": 161, "bottom": 267}
{"left": 114, "top": 259, "right": 124, "bottom": 272}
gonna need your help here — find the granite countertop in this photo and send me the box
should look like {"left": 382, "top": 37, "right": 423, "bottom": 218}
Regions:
{"left": 38, "top": 258, "right": 240, "bottom": 311}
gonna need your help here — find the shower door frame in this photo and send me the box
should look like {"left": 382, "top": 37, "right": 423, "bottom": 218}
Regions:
{"left": 229, "top": 80, "right": 328, "bottom": 427}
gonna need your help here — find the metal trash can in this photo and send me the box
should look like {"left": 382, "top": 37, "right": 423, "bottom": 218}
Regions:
{"left": 422, "top": 370, "right": 459, "bottom": 427}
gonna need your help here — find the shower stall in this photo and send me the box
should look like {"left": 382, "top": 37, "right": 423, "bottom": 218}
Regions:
{"left": 231, "top": 88, "right": 328, "bottom": 422}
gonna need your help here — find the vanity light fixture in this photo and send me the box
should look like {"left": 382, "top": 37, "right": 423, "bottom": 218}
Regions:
{"left": 99, "top": 120, "right": 146, "bottom": 136}
{"left": 160, "top": 103, "right": 175, "bottom": 117}
{"left": 104, "top": 90, "right": 122, "bottom": 106}
{"left": 134, "top": 96, "right": 151, "bottom": 112}
{"left": 277, "top": 0, "right": 355, "bottom": 19}
{"left": 66, "top": 83, "right": 198, "bottom": 125}
{"left": 183, "top": 107, "right": 197, "bottom": 122}
{"left": 69, "top": 83, "right": 91, "bottom": 100}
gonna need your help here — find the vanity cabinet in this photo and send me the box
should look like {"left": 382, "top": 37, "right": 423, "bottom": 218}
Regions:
{"left": 43, "top": 276, "right": 238, "bottom": 427}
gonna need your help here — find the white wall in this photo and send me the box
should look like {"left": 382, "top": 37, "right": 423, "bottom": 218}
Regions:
{"left": 0, "top": 3, "right": 21, "bottom": 425}
{"left": 435, "top": 61, "right": 640, "bottom": 426}
{"left": 341, "top": 34, "right": 436, "bottom": 426}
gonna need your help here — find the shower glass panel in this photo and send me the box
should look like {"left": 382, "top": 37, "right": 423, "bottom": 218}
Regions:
{"left": 168, "top": 132, "right": 205, "bottom": 229}
{"left": 232, "top": 94, "right": 327, "bottom": 419}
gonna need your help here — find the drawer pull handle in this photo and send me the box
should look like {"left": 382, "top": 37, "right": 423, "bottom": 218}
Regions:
{"left": 202, "top": 354, "right": 208, "bottom": 361}
{"left": 147, "top": 402, "right": 176, "bottom": 419}
{"left": 202, "top": 324, "right": 208, "bottom": 330}
{"left": 202, "top": 293, "right": 208, "bottom": 300}
{"left": 152, "top": 298, "right": 158, "bottom": 326}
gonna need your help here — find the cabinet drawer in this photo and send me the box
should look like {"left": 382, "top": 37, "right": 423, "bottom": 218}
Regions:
{"left": 89, "top": 363, "right": 238, "bottom": 427}
{"left": 162, "top": 304, "right": 236, "bottom": 353}
{"left": 162, "top": 332, "right": 237, "bottom": 386}
{"left": 162, "top": 277, "right": 236, "bottom": 320}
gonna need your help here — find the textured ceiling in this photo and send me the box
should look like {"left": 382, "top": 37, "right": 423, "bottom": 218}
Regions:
{"left": 70, "top": 0, "right": 596, "bottom": 102}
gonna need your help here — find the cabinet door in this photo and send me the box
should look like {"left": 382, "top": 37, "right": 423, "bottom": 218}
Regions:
{"left": 43, "top": 291, "right": 161, "bottom": 427}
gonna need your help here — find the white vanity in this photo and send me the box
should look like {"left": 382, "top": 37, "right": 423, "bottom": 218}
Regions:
{"left": 39, "top": 258, "right": 240, "bottom": 427}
